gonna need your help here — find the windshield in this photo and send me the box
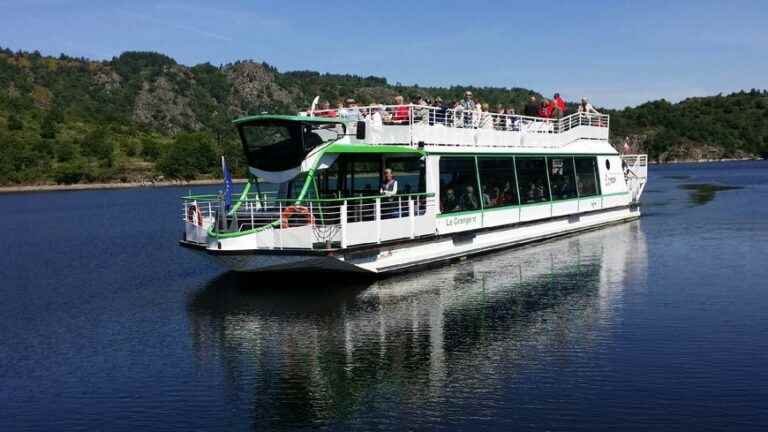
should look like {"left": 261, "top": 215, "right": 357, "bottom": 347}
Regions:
{"left": 239, "top": 120, "right": 343, "bottom": 171}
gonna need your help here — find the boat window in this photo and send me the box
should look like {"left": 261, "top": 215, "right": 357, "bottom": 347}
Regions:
{"left": 349, "top": 157, "right": 381, "bottom": 196}
{"left": 516, "top": 157, "right": 551, "bottom": 204}
{"left": 384, "top": 157, "right": 425, "bottom": 195}
{"left": 239, "top": 120, "right": 341, "bottom": 172}
{"left": 547, "top": 157, "right": 578, "bottom": 201}
{"left": 575, "top": 157, "right": 600, "bottom": 197}
{"left": 477, "top": 158, "right": 519, "bottom": 209}
{"left": 439, "top": 157, "right": 480, "bottom": 213}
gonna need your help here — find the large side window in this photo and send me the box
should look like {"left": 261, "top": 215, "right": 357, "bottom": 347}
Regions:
{"left": 477, "top": 158, "right": 519, "bottom": 208}
{"left": 349, "top": 156, "right": 381, "bottom": 197}
{"left": 574, "top": 157, "right": 600, "bottom": 197}
{"left": 547, "top": 157, "right": 578, "bottom": 201}
{"left": 439, "top": 157, "right": 480, "bottom": 213}
{"left": 516, "top": 157, "right": 550, "bottom": 204}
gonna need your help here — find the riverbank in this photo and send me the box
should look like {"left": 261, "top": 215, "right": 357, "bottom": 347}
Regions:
{"left": 0, "top": 178, "right": 247, "bottom": 194}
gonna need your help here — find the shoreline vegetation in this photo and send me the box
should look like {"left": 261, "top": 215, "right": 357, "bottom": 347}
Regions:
{"left": 1, "top": 47, "right": 767, "bottom": 188}
{"left": 2, "top": 158, "right": 761, "bottom": 194}
{"left": 0, "top": 178, "right": 247, "bottom": 194}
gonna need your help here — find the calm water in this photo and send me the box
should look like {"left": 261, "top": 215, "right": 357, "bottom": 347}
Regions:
{"left": 2, "top": 161, "right": 768, "bottom": 431}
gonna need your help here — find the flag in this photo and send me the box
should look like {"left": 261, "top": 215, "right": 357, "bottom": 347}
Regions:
{"left": 221, "top": 155, "right": 233, "bottom": 210}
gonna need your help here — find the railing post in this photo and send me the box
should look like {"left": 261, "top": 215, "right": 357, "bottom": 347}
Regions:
{"left": 340, "top": 200, "right": 348, "bottom": 248}
{"left": 409, "top": 198, "right": 415, "bottom": 239}
{"left": 278, "top": 201, "right": 284, "bottom": 249}
{"left": 375, "top": 197, "right": 381, "bottom": 244}
{"left": 250, "top": 201, "right": 254, "bottom": 229}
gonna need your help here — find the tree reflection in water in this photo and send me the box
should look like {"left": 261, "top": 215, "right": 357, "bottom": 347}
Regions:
{"left": 187, "top": 222, "right": 647, "bottom": 429}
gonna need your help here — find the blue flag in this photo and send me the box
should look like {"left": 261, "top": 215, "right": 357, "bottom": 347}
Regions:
{"left": 221, "top": 156, "right": 233, "bottom": 210}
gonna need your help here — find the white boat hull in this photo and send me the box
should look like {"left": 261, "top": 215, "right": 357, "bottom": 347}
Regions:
{"left": 187, "top": 205, "right": 640, "bottom": 274}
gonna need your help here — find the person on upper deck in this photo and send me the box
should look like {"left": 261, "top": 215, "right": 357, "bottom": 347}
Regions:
{"left": 461, "top": 91, "right": 476, "bottom": 110}
{"left": 316, "top": 100, "right": 336, "bottom": 117}
{"left": 523, "top": 95, "right": 539, "bottom": 117}
{"left": 392, "top": 95, "right": 410, "bottom": 124}
{"left": 341, "top": 98, "right": 360, "bottom": 120}
{"left": 553, "top": 93, "right": 566, "bottom": 117}
{"left": 539, "top": 99, "right": 553, "bottom": 118}
{"left": 578, "top": 97, "right": 600, "bottom": 115}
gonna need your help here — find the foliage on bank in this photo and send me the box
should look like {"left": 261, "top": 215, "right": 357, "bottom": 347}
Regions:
{"left": 0, "top": 47, "right": 765, "bottom": 185}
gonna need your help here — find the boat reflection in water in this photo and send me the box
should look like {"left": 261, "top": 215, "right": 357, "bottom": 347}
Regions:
{"left": 187, "top": 222, "right": 647, "bottom": 428}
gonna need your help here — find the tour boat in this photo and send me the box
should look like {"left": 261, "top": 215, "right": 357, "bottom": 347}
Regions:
{"left": 179, "top": 104, "right": 648, "bottom": 273}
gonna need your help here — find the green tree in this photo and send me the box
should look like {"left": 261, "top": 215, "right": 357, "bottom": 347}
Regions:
{"left": 157, "top": 132, "right": 217, "bottom": 179}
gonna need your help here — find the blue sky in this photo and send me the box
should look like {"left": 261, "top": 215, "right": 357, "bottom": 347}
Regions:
{"left": 1, "top": 0, "right": 766, "bottom": 108}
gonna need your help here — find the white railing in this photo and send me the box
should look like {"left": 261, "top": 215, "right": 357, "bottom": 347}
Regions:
{"left": 183, "top": 193, "right": 438, "bottom": 249}
{"left": 309, "top": 104, "right": 608, "bottom": 143}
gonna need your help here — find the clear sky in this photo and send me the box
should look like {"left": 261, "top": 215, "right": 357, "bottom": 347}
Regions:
{"left": 1, "top": 0, "right": 766, "bottom": 108}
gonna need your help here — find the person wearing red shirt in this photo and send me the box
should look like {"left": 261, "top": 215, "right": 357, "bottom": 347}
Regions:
{"left": 392, "top": 95, "right": 410, "bottom": 124}
{"left": 552, "top": 93, "right": 566, "bottom": 118}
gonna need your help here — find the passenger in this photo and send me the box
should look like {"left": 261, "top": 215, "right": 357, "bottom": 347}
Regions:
{"left": 315, "top": 100, "right": 336, "bottom": 117}
{"left": 452, "top": 100, "right": 464, "bottom": 128}
{"left": 523, "top": 95, "right": 539, "bottom": 117}
{"left": 481, "top": 103, "right": 494, "bottom": 129}
{"left": 553, "top": 93, "right": 566, "bottom": 117}
{"left": 442, "top": 187, "right": 460, "bottom": 212}
{"left": 460, "top": 185, "right": 481, "bottom": 210}
{"left": 432, "top": 96, "right": 447, "bottom": 125}
{"left": 415, "top": 96, "right": 430, "bottom": 124}
{"left": 577, "top": 97, "right": 600, "bottom": 115}
{"left": 461, "top": 91, "right": 476, "bottom": 110}
{"left": 341, "top": 98, "right": 360, "bottom": 120}
{"left": 392, "top": 95, "right": 410, "bottom": 124}
{"left": 490, "top": 186, "right": 502, "bottom": 206}
{"left": 539, "top": 99, "right": 552, "bottom": 118}
{"left": 502, "top": 180, "right": 516, "bottom": 203}
{"left": 481, "top": 185, "right": 492, "bottom": 207}
{"left": 380, "top": 168, "right": 398, "bottom": 196}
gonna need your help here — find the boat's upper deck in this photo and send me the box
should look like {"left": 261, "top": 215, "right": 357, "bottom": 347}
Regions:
{"left": 303, "top": 104, "right": 610, "bottom": 151}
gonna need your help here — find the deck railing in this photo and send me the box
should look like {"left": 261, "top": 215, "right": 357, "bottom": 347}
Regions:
{"left": 182, "top": 192, "right": 438, "bottom": 249}
{"left": 309, "top": 104, "right": 608, "bottom": 138}
{"left": 621, "top": 154, "right": 648, "bottom": 204}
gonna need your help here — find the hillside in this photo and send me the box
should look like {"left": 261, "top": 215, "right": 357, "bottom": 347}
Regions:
{"left": 0, "top": 48, "right": 766, "bottom": 186}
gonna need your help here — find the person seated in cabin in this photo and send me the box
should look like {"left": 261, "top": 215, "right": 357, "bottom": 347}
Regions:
{"left": 502, "top": 180, "right": 517, "bottom": 204}
{"left": 527, "top": 182, "right": 538, "bottom": 202}
{"left": 460, "top": 185, "right": 481, "bottom": 211}
{"left": 480, "top": 184, "right": 493, "bottom": 207}
{"left": 523, "top": 95, "right": 539, "bottom": 117}
{"left": 442, "top": 187, "right": 460, "bottom": 212}
{"left": 536, "top": 180, "right": 547, "bottom": 201}
{"left": 380, "top": 168, "right": 398, "bottom": 197}
{"left": 489, "top": 185, "right": 503, "bottom": 206}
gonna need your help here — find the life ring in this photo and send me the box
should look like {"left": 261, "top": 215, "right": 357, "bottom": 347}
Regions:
{"left": 281, "top": 205, "right": 315, "bottom": 228}
{"left": 187, "top": 204, "right": 203, "bottom": 226}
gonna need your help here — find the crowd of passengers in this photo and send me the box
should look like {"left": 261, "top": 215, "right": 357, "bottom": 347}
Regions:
{"left": 313, "top": 92, "right": 601, "bottom": 129}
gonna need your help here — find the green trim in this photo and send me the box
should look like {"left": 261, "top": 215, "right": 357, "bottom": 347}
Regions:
{"left": 519, "top": 200, "right": 553, "bottom": 208}
{"left": 482, "top": 204, "right": 520, "bottom": 213}
{"left": 227, "top": 181, "right": 251, "bottom": 215}
{"left": 436, "top": 152, "right": 618, "bottom": 157}
{"left": 437, "top": 209, "right": 482, "bottom": 218}
{"left": 324, "top": 143, "right": 424, "bottom": 155}
{"left": 232, "top": 114, "right": 346, "bottom": 125}
{"left": 601, "top": 192, "right": 630, "bottom": 197}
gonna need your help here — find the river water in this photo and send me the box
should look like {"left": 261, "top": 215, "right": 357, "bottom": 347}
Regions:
{"left": 2, "top": 161, "right": 767, "bottom": 431}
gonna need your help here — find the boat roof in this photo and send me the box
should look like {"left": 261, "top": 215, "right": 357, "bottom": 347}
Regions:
{"left": 232, "top": 114, "right": 346, "bottom": 125}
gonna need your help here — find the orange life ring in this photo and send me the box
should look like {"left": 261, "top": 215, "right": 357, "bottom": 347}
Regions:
{"left": 281, "top": 205, "right": 315, "bottom": 228}
{"left": 187, "top": 204, "right": 203, "bottom": 226}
